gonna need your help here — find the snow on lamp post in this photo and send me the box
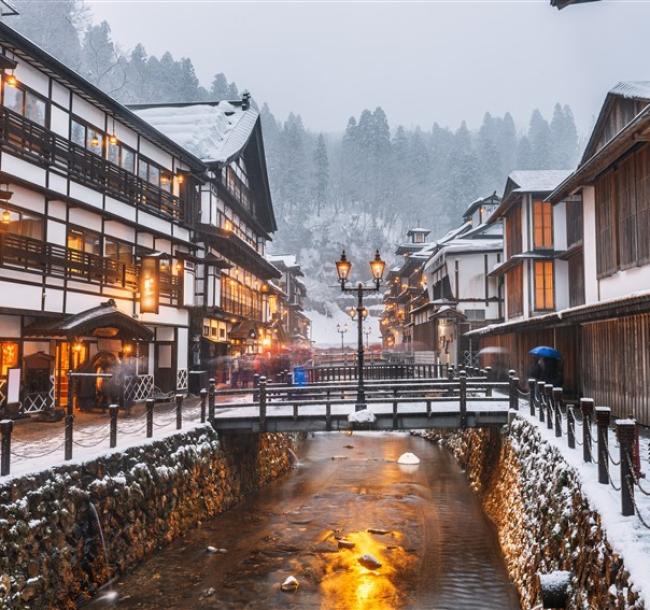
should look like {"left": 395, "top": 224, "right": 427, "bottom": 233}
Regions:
{"left": 335, "top": 249, "right": 385, "bottom": 411}
{"left": 336, "top": 322, "right": 348, "bottom": 366}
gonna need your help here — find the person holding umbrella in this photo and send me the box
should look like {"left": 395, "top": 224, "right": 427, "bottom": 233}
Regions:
{"left": 529, "top": 345, "right": 563, "bottom": 387}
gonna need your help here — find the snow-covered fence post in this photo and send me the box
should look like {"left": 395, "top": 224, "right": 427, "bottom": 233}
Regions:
{"left": 553, "top": 387, "right": 563, "bottom": 438}
{"left": 595, "top": 406, "right": 611, "bottom": 484}
{"left": 537, "top": 381, "right": 546, "bottom": 423}
{"left": 508, "top": 369, "right": 516, "bottom": 379}
{"left": 538, "top": 571, "right": 571, "bottom": 608}
{"left": 580, "top": 398, "right": 594, "bottom": 463}
{"left": 253, "top": 374, "right": 260, "bottom": 403}
{"left": 616, "top": 418, "right": 636, "bottom": 517}
{"left": 175, "top": 394, "right": 183, "bottom": 430}
{"left": 509, "top": 376, "right": 519, "bottom": 411}
{"left": 447, "top": 365, "right": 455, "bottom": 381}
{"left": 208, "top": 378, "right": 216, "bottom": 422}
{"left": 566, "top": 402, "right": 575, "bottom": 449}
{"left": 459, "top": 370, "right": 467, "bottom": 429}
{"left": 258, "top": 376, "right": 267, "bottom": 432}
{"left": 146, "top": 398, "right": 154, "bottom": 438}
{"left": 392, "top": 387, "right": 398, "bottom": 429}
{"left": 484, "top": 365, "right": 492, "bottom": 381}
{"left": 528, "top": 378, "right": 536, "bottom": 416}
{"left": 325, "top": 389, "right": 331, "bottom": 431}
{"left": 109, "top": 404, "right": 118, "bottom": 448}
{"left": 544, "top": 384, "right": 554, "bottom": 429}
{"left": 199, "top": 389, "right": 207, "bottom": 423}
{"left": 0, "top": 419, "right": 12, "bottom": 476}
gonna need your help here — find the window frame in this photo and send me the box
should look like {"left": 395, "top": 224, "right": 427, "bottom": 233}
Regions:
{"left": 533, "top": 260, "right": 555, "bottom": 312}
{"left": 1, "top": 80, "right": 48, "bottom": 127}
{"left": 532, "top": 199, "right": 553, "bottom": 250}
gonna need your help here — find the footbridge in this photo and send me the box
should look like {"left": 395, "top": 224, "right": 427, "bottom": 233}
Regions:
{"left": 209, "top": 372, "right": 518, "bottom": 433}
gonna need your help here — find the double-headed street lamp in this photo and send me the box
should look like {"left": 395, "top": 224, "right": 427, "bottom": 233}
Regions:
{"left": 335, "top": 249, "right": 385, "bottom": 411}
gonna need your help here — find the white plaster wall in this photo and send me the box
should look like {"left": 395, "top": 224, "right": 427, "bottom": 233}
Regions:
{"left": 183, "top": 268, "right": 195, "bottom": 307}
{"left": 0, "top": 282, "right": 41, "bottom": 311}
{"left": 137, "top": 232, "right": 154, "bottom": 250}
{"left": 50, "top": 106, "right": 70, "bottom": 139}
{"left": 47, "top": 200, "right": 67, "bottom": 221}
{"left": 69, "top": 181, "right": 102, "bottom": 209}
{"left": 600, "top": 266, "right": 650, "bottom": 301}
{"left": 555, "top": 259, "right": 570, "bottom": 310}
{"left": 69, "top": 207, "right": 102, "bottom": 231}
{"left": 139, "top": 138, "right": 173, "bottom": 171}
{"left": 2, "top": 154, "right": 46, "bottom": 187}
{"left": 104, "top": 220, "right": 135, "bottom": 242}
{"left": 51, "top": 81, "right": 70, "bottom": 109}
{"left": 14, "top": 61, "right": 49, "bottom": 96}
{"left": 44, "top": 288, "right": 64, "bottom": 314}
{"left": 582, "top": 186, "right": 598, "bottom": 304}
{"left": 11, "top": 185, "right": 45, "bottom": 214}
{"left": 176, "top": 327, "right": 188, "bottom": 370}
{"left": 23, "top": 341, "right": 50, "bottom": 356}
{"left": 105, "top": 197, "right": 136, "bottom": 222}
{"left": 71, "top": 94, "right": 105, "bottom": 129}
{"left": 138, "top": 210, "right": 171, "bottom": 236}
{"left": 46, "top": 219, "right": 66, "bottom": 246}
{"left": 553, "top": 202, "right": 567, "bottom": 250}
{"left": 114, "top": 120, "right": 137, "bottom": 149}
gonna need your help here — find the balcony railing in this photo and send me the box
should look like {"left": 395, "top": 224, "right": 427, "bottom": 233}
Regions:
{"left": 0, "top": 108, "right": 183, "bottom": 222}
{"left": 0, "top": 232, "right": 139, "bottom": 290}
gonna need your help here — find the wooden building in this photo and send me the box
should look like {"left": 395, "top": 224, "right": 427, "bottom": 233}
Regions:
{"left": 0, "top": 22, "right": 281, "bottom": 415}
{"left": 471, "top": 82, "right": 650, "bottom": 425}
{"left": 266, "top": 254, "right": 311, "bottom": 348}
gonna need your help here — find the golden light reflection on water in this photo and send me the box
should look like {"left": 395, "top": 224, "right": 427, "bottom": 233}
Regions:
{"left": 319, "top": 530, "right": 412, "bottom": 610}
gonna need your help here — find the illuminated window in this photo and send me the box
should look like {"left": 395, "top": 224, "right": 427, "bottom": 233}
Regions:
{"left": 534, "top": 261, "right": 554, "bottom": 310}
{"left": 0, "top": 341, "right": 18, "bottom": 377}
{"left": 533, "top": 200, "right": 553, "bottom": 249}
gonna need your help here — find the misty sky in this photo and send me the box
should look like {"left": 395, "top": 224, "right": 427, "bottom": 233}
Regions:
{"left": 87, "top": 1, "right": 650, "bottom": 136}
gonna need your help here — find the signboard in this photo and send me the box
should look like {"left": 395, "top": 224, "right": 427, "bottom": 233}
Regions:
{"left": 7, "top": 367, "right": 20, "bottom": 405}
{"left": 140, "top": 256, "right": 160, "bottom": 314}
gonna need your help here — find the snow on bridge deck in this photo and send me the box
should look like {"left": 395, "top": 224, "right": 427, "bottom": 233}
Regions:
{"left": 210, "top": 398, "right": 511, "bottom": 432}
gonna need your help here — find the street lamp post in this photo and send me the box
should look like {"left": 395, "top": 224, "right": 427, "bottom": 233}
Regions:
{"left": 336, "top": 322, "right": 348, "bottom": 366}
{"left": 336, "top": 249, "right": 385, "bottom": 411}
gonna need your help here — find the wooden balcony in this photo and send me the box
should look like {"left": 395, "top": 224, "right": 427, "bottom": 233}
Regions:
{"left": 0, "top": 108, "right": 183, "bottom": 222}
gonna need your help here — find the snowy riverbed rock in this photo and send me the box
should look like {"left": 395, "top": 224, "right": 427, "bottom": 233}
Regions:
{"left": 280, "top": 575, "right": 299, "bottom": 592}
{"left": 357, "top": 554, "right": 382, "bottom": 570}
{"left": 347, "top": 409, "right": 376, "bottom": 424}
{"left": 397, "top": 452, "right": 420, "bottom": 465}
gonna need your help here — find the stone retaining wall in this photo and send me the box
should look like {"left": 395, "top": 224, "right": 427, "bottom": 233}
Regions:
{"left": 0, "top": 425, "right": 295, "bottom": 610}
{"left": 426, "top": 417, "right": 644, "bottom": 609}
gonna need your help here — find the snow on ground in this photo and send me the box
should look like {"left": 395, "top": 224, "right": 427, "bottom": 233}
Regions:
{"left": 518, "top": 402, "right": 650, "bottom": 603}
{"left": 306, "top": 303, "right": 381, "bottom": 348}
{"left": 4, "top": 396, "right": 251, "bottom": 481}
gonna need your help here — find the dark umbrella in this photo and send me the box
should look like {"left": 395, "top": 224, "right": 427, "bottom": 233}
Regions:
{"left": 529, "top": 346, "right": 561, "bottom": 360}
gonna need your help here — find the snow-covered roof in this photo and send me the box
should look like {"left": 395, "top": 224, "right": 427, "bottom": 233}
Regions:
{"left": 508, "top": 170, "right": 573, "bottom": 193}
{"left": 609, "top": 81, "right": 650, "bottom": 101}
{"left": 267, "top": 254, "right": 299, "bottom": 269}
{"left": 131, "top": 101, "right": 258, "bottom": 164}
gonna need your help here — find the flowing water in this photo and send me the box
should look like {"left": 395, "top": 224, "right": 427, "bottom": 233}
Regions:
{"left": 86, "top": 432, "right": 520, "bottom": 609}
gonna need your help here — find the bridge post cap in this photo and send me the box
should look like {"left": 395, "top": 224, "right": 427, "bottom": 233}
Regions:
{"left": 0, "top": 419, "right": 13, "bottom": 428}
{"left": 199, "top": 388, "right": 207, "bottom": 395}
{"left": 459, "top": 370, "right": 467, "bottom": 377}
{"left": 536, "top": 380, "right": 545, "bottom": 387}
{"left": 527, "top": 378, "right": 536, "bottom": 384}
{"left": 594, "top": 405, "right": 611, "bottom": 412}
{"left": 580, "top": 397, "right": 595, "bottom": 405}
{"left": 175, "top": 393, "right": 184, "bottom": 399}
{"left": 208, "top": 378, "right": 215, "bottom": 383}
{"left": 259, "top": 376, "right": 267, "bottom": 382}
{"left": 615, "top": 418, "right": 636, "bottom": 427}
{"left": 538, "top": 570, "right": 572, "bottom": 608}
{"left": 552, "top": 386, "right": 563, "bottom": 396}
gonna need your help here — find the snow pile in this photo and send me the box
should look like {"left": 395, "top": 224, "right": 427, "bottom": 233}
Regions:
{"left": 397, "top": 452, "right": 420, "bottom": 465}
{"left": 347, "top": 409, "right": 376, "bottom": 424}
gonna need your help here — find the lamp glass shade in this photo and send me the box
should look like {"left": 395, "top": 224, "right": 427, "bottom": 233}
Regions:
{"left": 336, "top": 250, "right": 351, "bottom": 282}
{"left": 349, "top": 307, "right": 356, "bottom": 319}
{"left": 370, "top": 250, "right": 385, "bottom": 281}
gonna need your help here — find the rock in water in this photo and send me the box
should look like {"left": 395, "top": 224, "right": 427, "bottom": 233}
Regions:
{"left": 206, "top": 546, "right": 218, "bottom": 553}
{"left": 397, "top": 452, "right": 420, "bottom": 465}
{"left": 281, "top": 575, "right": 300, "bottom": 592}
{"left": 337, "top": 538, "right": 356, "bottom": 550}
{"left": 358, "top": 554, "right": 382, "bottom": 570}
{"left": 367, "top": 528, "right": 390, "bottom": 535}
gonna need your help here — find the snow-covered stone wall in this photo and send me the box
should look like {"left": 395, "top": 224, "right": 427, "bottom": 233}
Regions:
{"left": 0, "top": 426, "right": 295, "bottom": 610}
{"left": 426, "top": 418, "right": 644, "bottom": 609}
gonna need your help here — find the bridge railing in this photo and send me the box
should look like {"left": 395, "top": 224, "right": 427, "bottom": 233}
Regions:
{"left": 518, "top": 377, "right": 650, "bottom": 527}
{"left": 297, "top": 362, "right": 458, "bottom": 383}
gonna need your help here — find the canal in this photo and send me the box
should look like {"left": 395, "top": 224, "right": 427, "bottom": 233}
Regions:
{"left": 87, "top": 432, "right": 520, "bottom": 609}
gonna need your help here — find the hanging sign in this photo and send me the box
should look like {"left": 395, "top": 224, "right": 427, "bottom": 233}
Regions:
{"left": 140, "top": 256, "right": 160, "bottom": 314}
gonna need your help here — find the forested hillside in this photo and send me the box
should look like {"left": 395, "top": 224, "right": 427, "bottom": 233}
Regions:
{"left": 7, "top": 0, "right": 581, "bottom": 308}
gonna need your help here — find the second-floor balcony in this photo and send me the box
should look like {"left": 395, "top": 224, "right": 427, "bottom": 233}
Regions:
{"left": 0, "top": 232, "right": 181, "bottom": 303}
{"left": 0, "top": 108, "right": 183, "bottom": 222}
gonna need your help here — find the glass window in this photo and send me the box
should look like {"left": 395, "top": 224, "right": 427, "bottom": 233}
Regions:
{"left": 3, "top": 84, "right": 23, "bottom": 114}
{"left": 71, "top": 120, "right": 85, "bottom": 147}
{"left": 149, "top": 164, "right": 160, "bottom": 187}
{"left": 534, "top": 260, "right": 554, "bottom": 311}
{"left": 138, "top": 159, "right": 149, "bottom": 181}
{"left": 86, "top": 128, "right": 103, "bottom": 156}
{"left": 160, "top": 171, "right": 172, "bottom": 192}
{"left": 67, "top": 228, "right": 101, "bottom": 256}
{"left": 105, "top": 238, "right": 133, "bottom": 265}
{"left": 0, "top": 207, "right": 42, "bottom": 239}
{"left": 25, "top": 91, "right": 46, "bottom": 126}
{"left": 533, "top": 200, "right": 553, "bottom": 249}
{"left": 107, "top": 141, "right": 120, "bottom": 165}
{"left": 121, "top": 148, "right": 135, "bottom": 173}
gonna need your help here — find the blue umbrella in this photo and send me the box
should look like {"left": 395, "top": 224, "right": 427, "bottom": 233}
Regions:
{"left": 529, "top": 346, "right": 561, "bottom": 360}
